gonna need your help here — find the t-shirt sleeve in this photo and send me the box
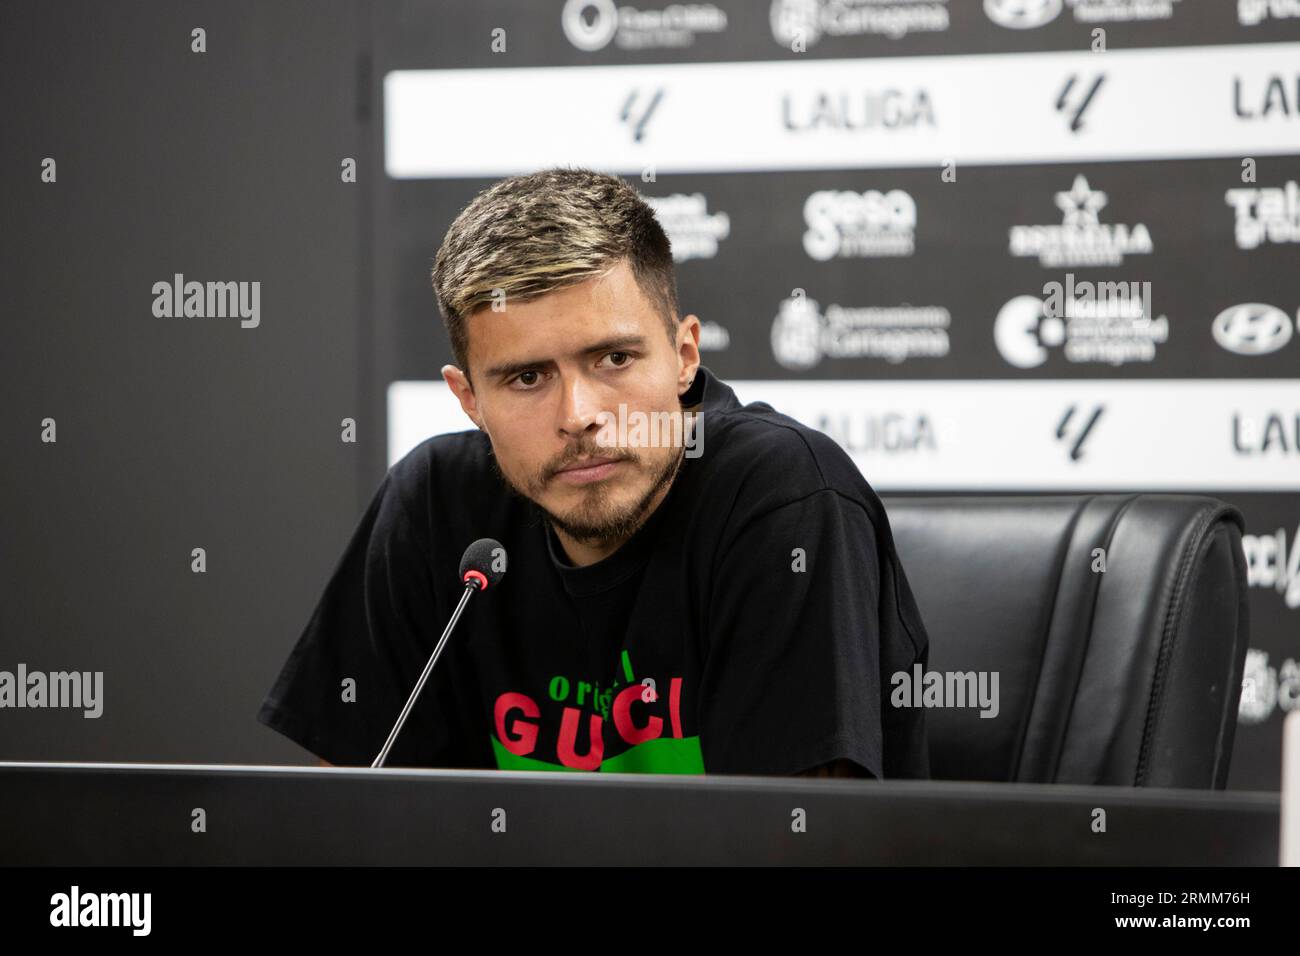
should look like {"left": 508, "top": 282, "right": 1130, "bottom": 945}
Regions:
{"left": 255, "top": 470, "right": 475, "bottom": 768}
{"left": 698, "top": 488, "right": 891, "bottom": 778}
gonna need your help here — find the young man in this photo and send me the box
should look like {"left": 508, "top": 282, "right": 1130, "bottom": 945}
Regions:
{"left": 257, "top": 167, "right": 931, "bottom": 779}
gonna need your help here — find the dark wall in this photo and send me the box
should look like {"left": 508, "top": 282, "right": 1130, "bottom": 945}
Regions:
{"left": 0, "top": 1, "right": 372, "bottom": 764}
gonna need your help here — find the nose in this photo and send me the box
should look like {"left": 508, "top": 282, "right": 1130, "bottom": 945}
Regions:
{"left": 556, "top": 371, "right": 605, "bottom": 440}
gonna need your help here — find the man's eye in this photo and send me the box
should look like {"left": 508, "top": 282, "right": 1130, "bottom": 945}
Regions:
{"left": 602, "top": 352, "right": 633, "bottom": 368}
{"left": 511, "top": 370, "right": 543, "bottom": 389}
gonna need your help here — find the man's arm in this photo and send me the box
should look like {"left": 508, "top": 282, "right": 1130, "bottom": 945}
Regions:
{"left": 257, "top": 467, "right": 474, "bottom": 769}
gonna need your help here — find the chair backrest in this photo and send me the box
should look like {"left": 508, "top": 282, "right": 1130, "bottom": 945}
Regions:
{"left": 880, "top": 494, "right": 1250, "bottom": 788}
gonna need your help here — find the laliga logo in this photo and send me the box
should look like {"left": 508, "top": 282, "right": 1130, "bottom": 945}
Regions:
{"left": 562, "top": 0, "right": 619, "bottom": 51}
{"left": 771, "top": 291, "right": 824, "bottom": 370}
{"left": 984, "top": 0, "right": 1063, "bottom": 28}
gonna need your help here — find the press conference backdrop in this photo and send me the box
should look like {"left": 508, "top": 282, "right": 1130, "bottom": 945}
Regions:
{"left": 374, "top": 1, "right": 1300, "bottom": 792}
{"left": 2, "top": 1, "right": 1298, "bottom": 791}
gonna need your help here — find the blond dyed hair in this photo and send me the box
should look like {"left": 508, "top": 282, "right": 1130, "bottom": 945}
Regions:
{"left": 432, "top": 166, "right": 680, "bottom": 381}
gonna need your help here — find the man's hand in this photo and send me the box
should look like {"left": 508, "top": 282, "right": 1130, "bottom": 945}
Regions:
{"left": 797, "top": 759, "right": 869, "bottom": 778}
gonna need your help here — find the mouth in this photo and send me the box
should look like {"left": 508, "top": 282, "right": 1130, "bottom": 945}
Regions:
{"left": 554, "top": 457, "right": 624, "bottom": 485}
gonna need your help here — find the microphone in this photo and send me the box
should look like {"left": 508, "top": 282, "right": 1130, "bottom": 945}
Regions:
{"left": 459, "top": 537, "right": 507, "bottom": 592}
{"left": 371, "top": 537, "right": 506, "bottom": 768}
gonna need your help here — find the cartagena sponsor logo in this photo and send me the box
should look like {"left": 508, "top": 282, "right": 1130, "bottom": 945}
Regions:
{"left": 1010, "top": 175, "right": 1153, "bottom": 268}
{"left": 771, "top": 0, "right": 949, "bottom": 46}
{"left": 771, "top": 292, "right": 950, "bottom": 370}
{"left": 995, "top": 277, "right": 1168, "bottom": 369}
{"left": 803, "top": 188, "right": 916, "bottom": 260}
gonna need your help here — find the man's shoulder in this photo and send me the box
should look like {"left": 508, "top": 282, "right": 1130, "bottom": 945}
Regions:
{"left": 382, "top": 429, "right": 507, "bottom": 524}
{"left": 698, "top": 398, "right": 876, "bottom": 519}
{"left": 388, "top": 428, "right": 493, "bottom": 486}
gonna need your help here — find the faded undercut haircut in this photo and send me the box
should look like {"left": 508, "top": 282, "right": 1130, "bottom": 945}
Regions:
{"left": 432, "top": 166, "right": 680, "bottom": 383}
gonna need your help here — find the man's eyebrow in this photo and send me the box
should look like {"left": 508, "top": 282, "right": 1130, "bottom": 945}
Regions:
{"left": 483, "top": 357, "right": 544, "bottom": 380}
{"left": 580, "top": 334, "right": 649, "bottom": 357}
{"left": 482, "top": 334, "right": 649, "bottom": 380}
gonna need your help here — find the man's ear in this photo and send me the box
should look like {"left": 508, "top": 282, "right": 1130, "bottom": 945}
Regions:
{"left": 676, "top": 314, "right": 702, "bottom": 394}
{"left": 441, "top": 364, "right": 484, "bottom": 430}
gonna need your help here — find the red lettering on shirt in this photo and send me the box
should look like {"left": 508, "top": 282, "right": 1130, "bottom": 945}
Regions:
{"left": 494, "top": 691, "right": 540, "bottom": 757}
{"left": 613, "top": 684, "right": 663, "bottom": 745}
{"left": 556, "top": 707, "right": 604, "bottom": 769}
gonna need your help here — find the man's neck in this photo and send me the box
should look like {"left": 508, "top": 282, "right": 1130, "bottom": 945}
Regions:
{"left": 552, "top": 476, "right": 674, "bottom": 567}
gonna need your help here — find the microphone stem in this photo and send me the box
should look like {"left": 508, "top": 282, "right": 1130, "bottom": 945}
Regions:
{"left": 371, "top": 581, "right": 478, "bottom": 768}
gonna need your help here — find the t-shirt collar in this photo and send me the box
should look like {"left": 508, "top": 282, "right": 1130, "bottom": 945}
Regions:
{"left": 682, "top": 363, "right": 737, "bottom": 413}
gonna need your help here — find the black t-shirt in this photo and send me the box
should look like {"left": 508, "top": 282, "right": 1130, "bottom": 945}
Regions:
{"left": 257, "top": 366, "right": 931, "bottom": 778}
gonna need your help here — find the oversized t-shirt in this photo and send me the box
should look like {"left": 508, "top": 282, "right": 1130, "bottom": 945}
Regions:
{"left": 256, "top": 365, "right": 931, "bottom": 777}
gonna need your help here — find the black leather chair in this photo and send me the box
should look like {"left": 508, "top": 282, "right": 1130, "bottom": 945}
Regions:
{"left": 880, "top": 494, "right": 1250, "bottom": 789}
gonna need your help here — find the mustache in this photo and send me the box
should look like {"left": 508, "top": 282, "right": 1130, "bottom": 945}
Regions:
{"left": 545, "top": 445, "right": 636, "bottom": 480}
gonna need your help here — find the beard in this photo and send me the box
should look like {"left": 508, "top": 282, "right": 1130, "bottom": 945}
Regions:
{"left": 491, "top": 441, "right": 684, "bottom": 547}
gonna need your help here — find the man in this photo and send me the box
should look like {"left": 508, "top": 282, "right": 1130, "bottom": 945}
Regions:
{"left": 257, "top": 167, "right": 931, "bottom": 779}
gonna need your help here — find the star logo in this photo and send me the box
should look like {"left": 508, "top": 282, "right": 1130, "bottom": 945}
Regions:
{"left": 1054, "top": 175, "right": 1107, "bottom": 227}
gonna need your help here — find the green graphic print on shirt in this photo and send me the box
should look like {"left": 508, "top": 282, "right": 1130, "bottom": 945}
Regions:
{"left": 489, "top": 649, "right": 705, "bottom": 774}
